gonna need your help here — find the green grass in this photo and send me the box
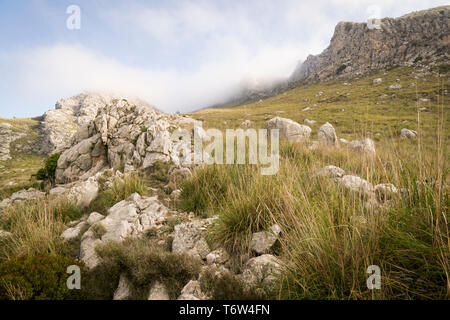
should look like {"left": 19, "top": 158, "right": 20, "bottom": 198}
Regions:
{"left": 180, "top": 65, "right": 449, "bottom": 299}
{"left": 87, "top": 174, "right": 148, "bottom": 214}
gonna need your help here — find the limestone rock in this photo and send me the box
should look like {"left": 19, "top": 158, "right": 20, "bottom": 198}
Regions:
{"left": 148, "top": 281, "right": 170, "bottom": 300}
{"left": 318, "top": 122, "right": 339, "bottom": 146}
{"left": 87, "top": 212, "right": 105, "bottom": 225}
{"left": 206, "top": 248, "right": 229, "bottom": 265}
{"left": 339, "top": 175, "right": 374, "bottom": 194}
{"left": 316, "top": 165, "right": 345, "bottom": 179}
{"left": 400, "top": 128, "right": 418, "bottom": 139}
{"left": 373, "top": 78, "right": 382, "bottom": 85}
{"left": 113, "top": 274, "right": 132, "bottom": 300}
{"left": 67, "top": 177, "right": 99, "bottom": 208}
{"left": 172, "top": 220, "right": 213, "bottom": 259}
{"left": 0, "top": 188, "right": 45, "bottom": 207}
{"left": 265, "top": 117, "right": 311, "bottom": 142}
{"left": 177, "top": 280, "right": 208, "bottom": 300}
{"left": 240, "top": 254, "right": 281, "bottom": 287}
{"left": 61, "top": 221, "right": 88, "bottom": 241}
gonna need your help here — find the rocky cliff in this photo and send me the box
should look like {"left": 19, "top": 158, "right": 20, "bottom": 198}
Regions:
{"left": 290, "top": 6, "right": 450, "bottom": 83}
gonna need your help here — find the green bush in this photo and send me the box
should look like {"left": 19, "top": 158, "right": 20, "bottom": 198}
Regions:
{"left": 33, "top": 153, "right": 60, "bottom": 185}
{"left": 0, "top": 254, "right": 82, "bottom": 300}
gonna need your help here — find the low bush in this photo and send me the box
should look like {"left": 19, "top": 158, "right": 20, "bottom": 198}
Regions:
{"left": 0, "top": 254, "right": 82, "bottom": 300}
{"left": 82, "top": 238, "right": 202, "bottom": 300}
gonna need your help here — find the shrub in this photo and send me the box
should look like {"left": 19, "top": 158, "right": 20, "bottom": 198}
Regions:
{"left": 84, "top": 238, "right": 202, "bottom": 299}
{"left": 33, "top": 153, "right": 60, "bottom": 185}
{"left": 0, "top": 254, "right": 82, "bottom": 300}
{"left": 336, "top": 64, "right": 347, "bottom": 75}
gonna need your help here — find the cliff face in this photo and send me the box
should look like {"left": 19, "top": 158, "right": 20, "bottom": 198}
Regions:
{"left": 290, "top": 6, "right": 450, "bottom": 83}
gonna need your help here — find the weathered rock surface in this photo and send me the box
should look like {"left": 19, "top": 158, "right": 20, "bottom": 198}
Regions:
{"left": 61, "top": 221, "right": 88, "bottom": 241}
{"left": 316, "top": 165, "right": 345, "bottom": 179}
{"left": 290, "top": 6, "right": 450, "bottom": 83}
{"left": 177, "top": 280, "right": 209, "bottom": 300}
{"left": 265, "top": 117, "right": 311, "bottom": 142}
{"left": 113, "top": 274, "right": 133, "bottom": 300}
{"left": 0, "top": 188, "right": 45, "bottom": 208}
{"left": 400, "top": 128, "right": 418, "bottom": 139}
{"left": 79, "top": 193, "right": 169, "bottom": 268}
{"left": 239, "top": 254, "right": 281, "bottom": 288}
{"left": 148, "top": 281, "right": 170, "bottom": 300}
{"left": 318, "top": 122, "right": 339, "bottom": 146}
{"left": 38, "top": 92, "right": 157, "bottom": 155}
{"left": 339, "top": 175, "right": 374, "bottom": 194}
{"left": 55, "top": 98, "right": 188, "bottom": 184}
{"left": 172, "top": 219, "right": 215, "bottom": 259}
{"left": 250, "top": 225, "right": 281, "bottom": 255}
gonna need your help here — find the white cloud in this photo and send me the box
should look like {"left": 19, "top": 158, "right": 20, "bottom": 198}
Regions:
{"left": 13, "top": 42, "right": 307, "bottom": 112}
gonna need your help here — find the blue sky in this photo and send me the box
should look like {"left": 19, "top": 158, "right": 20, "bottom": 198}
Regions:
{"left": 0, "top": 0, "right": 448, "bottom": 117}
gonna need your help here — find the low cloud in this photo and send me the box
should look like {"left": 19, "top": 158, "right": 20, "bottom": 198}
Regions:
{"left": 13, "top": 42, "right": 308, "bottom": 113}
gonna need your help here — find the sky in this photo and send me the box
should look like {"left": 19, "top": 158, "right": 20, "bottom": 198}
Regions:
{"left": 0, "top": 0, "right": 448, "bottom": 117}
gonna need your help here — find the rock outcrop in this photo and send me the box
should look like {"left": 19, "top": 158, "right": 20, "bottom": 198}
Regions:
{"left": 0, "top": 122, "right": 25, "bottom": 160}
{"left": 290, "top": 6, "right": 450, "bottom": 83}
{"left": 54, "top": 98, "right": 187, "bottom": 184}
{"left": 38, "top": 92, "right": 158, "bottom": 155}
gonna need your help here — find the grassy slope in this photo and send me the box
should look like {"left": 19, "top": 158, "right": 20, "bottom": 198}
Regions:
{"left": 0, "top": 117, "right": 44, "bottom": 199}
{"left": 189, "top": 66, "right": 448, "bottom": 143}
{"left": 179, "top": 65, "right": 449, "bottom": 299}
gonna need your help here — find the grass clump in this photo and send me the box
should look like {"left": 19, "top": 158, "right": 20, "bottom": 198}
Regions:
{"left": 87, "top": 174, "right": 147, "bottom": 214}
{"left": 0, "top": 197, "right": 84, "bottom": 261}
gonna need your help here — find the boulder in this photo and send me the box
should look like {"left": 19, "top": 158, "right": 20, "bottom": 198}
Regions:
{"left": 67, "top": 177, "right": 99, "bottom": 208}
{"left": 239, "top": 254, "right": 281, "bottom": 288}
{"left": 316, "top": 165, "right": 345, "bottom": 179}
{"left": 318, "top": 122, "right": 339, "bottom": 146}
{"left": 373, "top": 78, "right": 382, "bottom": 85}
{"left": 250, "top": 225, "right": 281, "bottom": 255}
{"left": 80, "top": 193, "right": 169, "bottom": 268}
{"left": 339, "top": 175, "right": 374, "bottom": 194}
{"left": 265, "top": 117, "right": 311, "bottom": 142}
{"left": 400, "top": 128, "right": 418, "bottom": 139}
{"left": 0, "top": 188, "right": 46, "bottom": 207}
